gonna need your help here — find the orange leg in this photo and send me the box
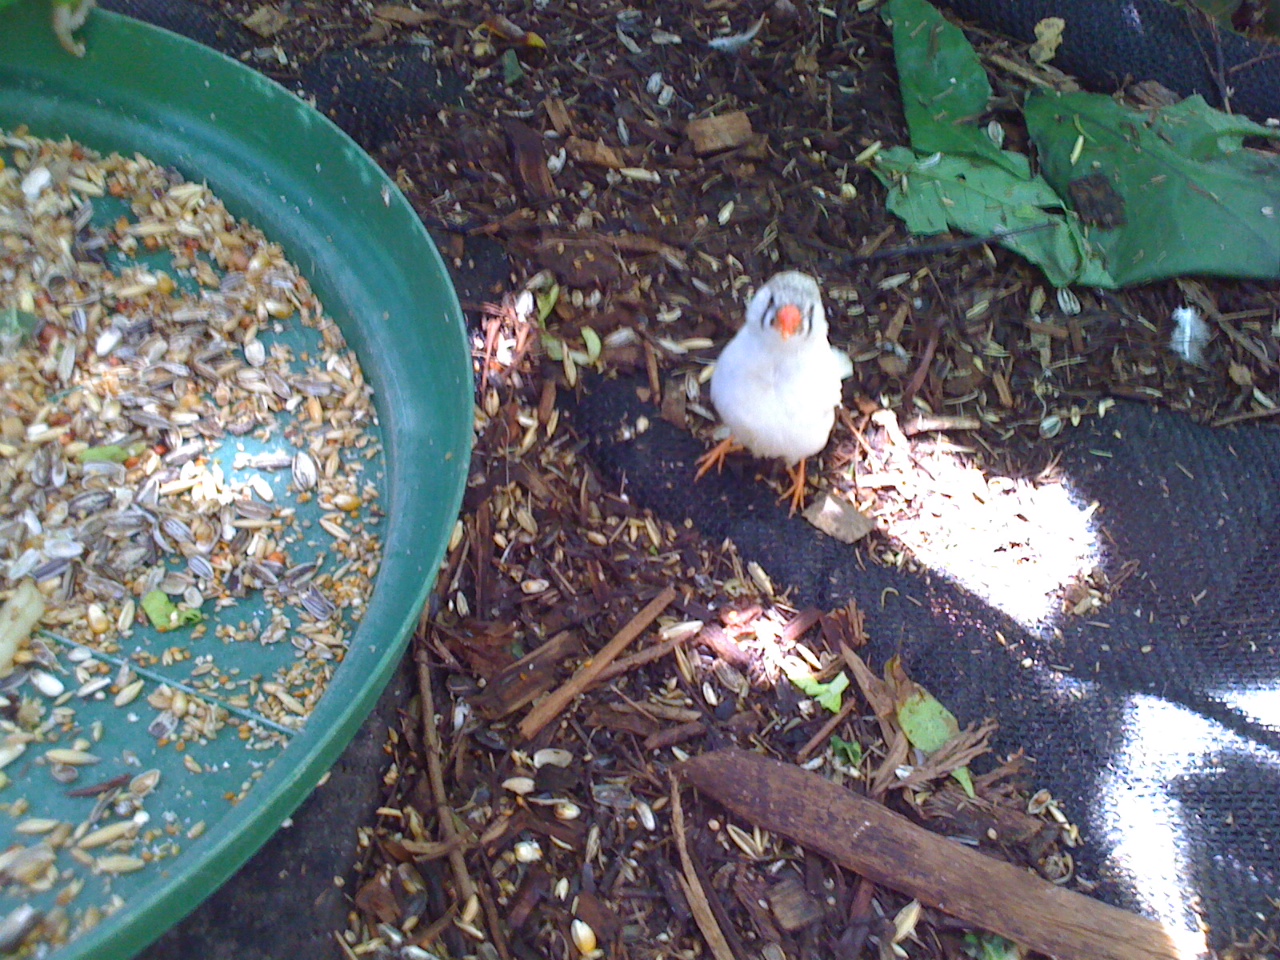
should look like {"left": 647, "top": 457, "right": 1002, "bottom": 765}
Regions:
{"left": 695, "top": 437, "right": 744, "bottom": 480}
{"left": 781, "top": 458, "right": 808, "bottom": 516}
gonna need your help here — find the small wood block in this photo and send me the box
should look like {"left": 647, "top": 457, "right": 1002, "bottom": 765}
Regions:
{"left": 767, "top": 876, "right": 826, "bottom": 932}
{"left": 685, "top": 111, "right": 754, "bottom": 155}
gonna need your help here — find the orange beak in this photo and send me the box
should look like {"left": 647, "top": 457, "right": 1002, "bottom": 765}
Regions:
{"left": 774, "top": 303, "right": 802, "bottom": 340}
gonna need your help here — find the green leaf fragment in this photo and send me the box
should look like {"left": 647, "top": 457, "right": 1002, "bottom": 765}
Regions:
{"left": 871, "top": 147, "right": 1113, "bottom": 287}
{"left": 876, "top": 0, "right": 1112, "bottom": 287}
{"left": 141, "top": 590, "right": 202, "bottom": 632}
{"left": 541, "top": 334, "right": 564, "bottom": 361}
{"left": 831, "top": 735, "right": 863, "bottom": 767}
{"left": 897, "top": 688, "right": 976, "bottom": 798}
{"left": 882, "top": 0, "right": 1280, "bottom": 287}
{"left": 782, "top": 660, "right": 849, "bottom": 714}
{"left": 0, "top": 306, "right": 38, "bottom": 354}
{"left": 78, "top": 443, "right": 143, "bottom": 463}
{"left": 963, "top": 931, "right": 1022, "bottom": 960}
{"left": 885, "top": 0, "right": 1025, "bottom": 177}
{"left": 501, "top": 49, "right": 523, "bottom": 85}
{"left": 897, "top": 689, "right": 958, "bottom": 752}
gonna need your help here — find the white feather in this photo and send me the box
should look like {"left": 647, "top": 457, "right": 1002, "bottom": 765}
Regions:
{"left": 1169, "top": 305, "right": 1210, "bottom": 366}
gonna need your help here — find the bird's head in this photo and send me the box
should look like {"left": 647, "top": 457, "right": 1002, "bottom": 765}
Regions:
{"left": 745, "top": 270, "right": 826, "bottom": 347}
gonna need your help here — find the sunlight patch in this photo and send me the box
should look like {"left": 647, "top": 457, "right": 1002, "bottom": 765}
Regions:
{"left": 1213, "top": 682, "right": 1280, "bottom": 730}
{"left": 1096, "top": 694, "right": 1237, "bottom": 958}
{"left": 872, "top": 447, "right": 1102, "bottom": 630}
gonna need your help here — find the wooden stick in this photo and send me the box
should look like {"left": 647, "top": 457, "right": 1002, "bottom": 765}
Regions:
{"left": 415, "top": 646, "right": 475, "bottom": 908}
{"left": 595, "top": 635, "right": 682, "bottom": 683}
{"left": 671, "top": 778, "right": 737, "bottom": 960}
{"left": 680, "top": 749, "right": 1192, "bottom": 960}
{"left": 519, "top": 585, "right": 677, "bottom": 740}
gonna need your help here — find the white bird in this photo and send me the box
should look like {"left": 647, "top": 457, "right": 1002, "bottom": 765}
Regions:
{"left": 696, "top": 270, "right": 852, "bottom": 514}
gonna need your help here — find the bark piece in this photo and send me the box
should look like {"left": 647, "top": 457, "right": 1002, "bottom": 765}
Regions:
{"left": 566, "top": 136, "right": 622, "bottom": 169}
{"left": 471, "top": 630, "right": 581, "bottom": 719}
{"left": 767, "top": 876, "right": 826, "bottom": 932}
{"left": 685, "top": 111, "right": 754, "bottom": 155}
{"left": 504, "top": 120, "right": 556, "bottom": 201}
{"left": 543, "top": 97, "right": 573, "bottom": 135}
{"left": 680, "top": 749, "right": 1189, "bottom": 960}
{"left": 803, "top": 492, "right": 875, "bottom": 544}
{"left": 530, "top": 237, "right": 622, "bottom": 288}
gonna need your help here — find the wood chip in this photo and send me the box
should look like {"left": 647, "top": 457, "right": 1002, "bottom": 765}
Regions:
{"left": 767, "top": 876, "right": 826, "bottom": 932}
{"left": 565, "top": 136, "right": 622, "bottom": 169}
{"left": 241, "top": 4, "right": 289, "bottom": 37}
{"left": 504, "top": 120, "right": 557, "bottom": 202}
{"left": 543, "top": 97, "right": 573, "bottom": 136}
{"left": 372, "top": 3, "right": 438, "bottom": 26}
{"left": 684, "top": 111, "right": 754, "bottom": 155}
{"left": 802, "top": 493, "right": 875, "bottom": 544}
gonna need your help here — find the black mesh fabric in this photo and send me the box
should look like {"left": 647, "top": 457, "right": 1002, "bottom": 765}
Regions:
{"left": 99, "top": 0, "right": 250, "bottom": 57}
{"left": 569, "top": 377, "right": 1280, "bottom": 951}
{"left": 298, "top": 45, "right": 465, "bottom": 153}
{"left": 937, "top": 0, "right": 1280, "bottom": 123}
{"left": 99, "top": 0, "right": 460, "bottom": 153}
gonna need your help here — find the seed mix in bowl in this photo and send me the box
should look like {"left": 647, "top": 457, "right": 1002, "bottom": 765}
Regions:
{"left": 0, "top": 128, "right": 385, "bottom": 952}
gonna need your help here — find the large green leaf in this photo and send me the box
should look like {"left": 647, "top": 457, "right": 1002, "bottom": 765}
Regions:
{"left": 886, "top": 0, "right": 1025, "bottom": 177}
{"left": 872, "top": 146, "right": 1114, "bottom": 287}
{"left": 1025, "top": 92, "right": 1280, "bottom": 286}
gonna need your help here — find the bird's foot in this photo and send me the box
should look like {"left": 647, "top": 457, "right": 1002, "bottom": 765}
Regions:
{"left": 694, "top": 437, "right": 744, "bottom": 480}
{"left": 780, "top": 459, "right": 808, "bottom": 516}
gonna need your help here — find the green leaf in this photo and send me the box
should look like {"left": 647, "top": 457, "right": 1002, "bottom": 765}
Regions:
{"left": 501, "top": 49, "right": 523, "bottom": 85}
{"left": 885, "top": 0, "right": 1024, "bottom": 176}
{"left": 897, "top": 689, "right": 959, "bottom": 752}
{"left": 141, "top": 590, "right": 202, "bottom": 632}
{"left": 541, "top": 334, "right": 564, "bottom": 361}
{"left": 831, "top": 735, "right": 863, "bottom": 767}
{"left": 0, "top": 306, "right": 38, "bottom": 353}
{"left": 963, "top": 932, "right": 1022, "bottom": 960}
{"left": 1026, "top": 91, "right": 1280, "bottom": 285}
{"left": 897, "top": 688, "right": 977, "bottom": 797}
{"left": 1187, "top": 0, "right": 1242, "bottom": 21}
{"left": 871, "top": 147, "right": 1114, "bottom": 287}
{"left": 782, "top": 660, "right": 850, "bottom": 714}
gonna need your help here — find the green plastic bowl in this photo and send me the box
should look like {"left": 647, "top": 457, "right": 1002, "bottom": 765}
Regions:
{"left": 0, "top": 3, "right": 471, "bottom": 956}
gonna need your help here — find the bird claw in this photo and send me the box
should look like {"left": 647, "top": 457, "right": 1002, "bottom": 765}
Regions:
{"left": 695, "top": 437, "right": 744, "bottom": 480}
{"left": 780, "top": 460, "right": 807, "bottom": 516}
